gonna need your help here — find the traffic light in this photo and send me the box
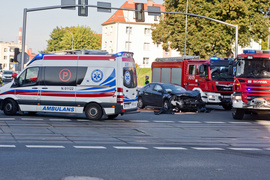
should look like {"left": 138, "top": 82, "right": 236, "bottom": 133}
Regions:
{"left": 135, "top": 3, "right": 145, "bottom": 22}
{"left": 13, "top": 48, "right": 20, "bottom": 62}
{"left": 78, "top": 0, "right": 88, "bottom": 17}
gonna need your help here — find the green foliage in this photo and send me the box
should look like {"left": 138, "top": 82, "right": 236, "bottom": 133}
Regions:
{"left": 46, "top": 26, "right": 101, "bottom": 52}
{"left": 152, "top": 0, "right": 270, "bottom": 58}
{"left": 137, "top": 68, "right": 152, "bottom": 87}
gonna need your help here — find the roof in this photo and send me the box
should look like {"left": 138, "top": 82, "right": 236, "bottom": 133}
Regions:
{"left": 102, "top": 1, "right": 165, "bottom": 25}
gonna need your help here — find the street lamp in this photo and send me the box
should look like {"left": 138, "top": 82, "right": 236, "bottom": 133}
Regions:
{"left": 66, "top": 29, "right": 74, "bottom": 50}
{"left": 184, "top": 0, "right": 188, "bottom": 56}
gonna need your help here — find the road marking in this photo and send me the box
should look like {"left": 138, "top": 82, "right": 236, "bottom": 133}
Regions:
{"left": 154, "top": 121, "right": 174, "bottom": 123}
{"left": 154, "top": 147, "right": 187, "bottom": 150}
{"left": 130, "top": 120, "right": 150, "bottom": 123}
{"left": 21, "top": 118, "right": 44, "bottom": 121}
{"left": 205, "top": 121, "right": 225, "bottom": 124}
{"left": 77, "top": 119, "right": 89, "bottom": 122}
{"left": 49, "top": 119, "right": 71, "bottom": 121}
{"left": 229, "top": 122, "right": 251, "bottom": 124}
{"left": 0, "top": 118, "right": 15, "bottom": 120}
{"left": 228, "top": 148, "right": 261, "bottom": 151}
{"left": 264, "top": 148, "right": 270, "bottom": 150}
{"left": 0, "top": 145, "right": 16, "bottom": 148}
{"left": 178, "top": 121, "right": 201, "bottom": 123}
{"left": 192, "top": 147, "right": 224, "bottom": 150}
{"left": 26, "top": 145, "right": 65, "bottom": 148}
{"left": 74, "top": 146, "right": 106, "bottom": 149}
{"left": 113, "top": 146, "right": 148, "bottom": 150}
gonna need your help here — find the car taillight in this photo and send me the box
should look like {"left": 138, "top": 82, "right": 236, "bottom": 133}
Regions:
{"left": 117, "top": 88, "right": 123, "bottom": 103}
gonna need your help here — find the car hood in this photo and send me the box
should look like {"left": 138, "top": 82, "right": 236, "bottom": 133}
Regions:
{"left": 172, "top": 90, "right": 201, "bottom": 98}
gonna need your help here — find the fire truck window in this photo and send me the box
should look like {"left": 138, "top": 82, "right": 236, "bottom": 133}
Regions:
{"left": 18, "top": 67, "right": 39, "bottom": 86}
{"left": 189, "top": 65, "right": 195, "bottom": 75}
{"left": 161, "top": 68, "right": 170, "bottom": 83}
{"left": 44, "top": 67, "right": 76, "bottom": 86}
{"left": 171, "top": 68, "right": 182, "bottom": 85}
{"left": 152, "top": 68, "right": 161, "bottom": 82}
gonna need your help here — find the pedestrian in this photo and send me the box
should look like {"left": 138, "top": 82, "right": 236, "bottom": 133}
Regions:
{"left": 145, "top": 75, "right": 149, "bottom": 85}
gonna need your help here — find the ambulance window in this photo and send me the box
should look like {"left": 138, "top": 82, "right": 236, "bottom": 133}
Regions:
{"left": 189, "top": 65, "right": 195, "bottom": 75}
{"left": 123, "top": 67, "right": 137, "bottom": 88}
{"left": 76, "top": 67, "right": 87, "bottom": 85}
{"left": 44, "top": 67, "right": 76, "bottom": 86}
{"left": 18, "top": 67, "right": 39, "bottom": 86}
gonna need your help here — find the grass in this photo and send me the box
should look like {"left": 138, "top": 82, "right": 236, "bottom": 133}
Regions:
{"left": 136, "top": 68, "right": 152, "bottom": 88}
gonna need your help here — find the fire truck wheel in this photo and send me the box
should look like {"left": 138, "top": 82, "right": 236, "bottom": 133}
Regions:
{"left": 163, "top": 99, "right": 170, "bottom": 111}
{"left": 85, "top": 103, "right": 103, "bottom": 120}
{"left": 138, "top": 97, "right": 145, "bottom": 109}
{"left": 3, "top": 99, "right": 18, "bottom": 115}
{"left": 232, "top": 109, "right": 244, "bottom": 120}
{"left": 107, "top": 114, "right": 118, "bottom": 120}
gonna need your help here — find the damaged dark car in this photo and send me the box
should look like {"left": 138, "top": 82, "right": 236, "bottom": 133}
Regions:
{"left": 137, "top": 82, "right": 205, "bottom": 112}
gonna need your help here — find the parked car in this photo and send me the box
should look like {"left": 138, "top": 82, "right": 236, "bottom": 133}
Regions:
{"left": 137, "top": 82, "right": 205, "bottom": 112}
{"left": 2, "top": 70, "right": 14, "bottom": 82}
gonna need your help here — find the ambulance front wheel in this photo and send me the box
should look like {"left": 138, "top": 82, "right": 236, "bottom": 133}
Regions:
{"left": 85, "top": 103, "right": 103, "bottom": 120}
{"left": 3, "top": 99, "right": 18, "bottom": 115}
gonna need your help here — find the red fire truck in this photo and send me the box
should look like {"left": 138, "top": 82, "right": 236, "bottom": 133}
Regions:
{"left": 231, "top": 50, "right": 270, "bottom": 119}
{"left": 152, "top": 56, "right": 235, "bottom": 110}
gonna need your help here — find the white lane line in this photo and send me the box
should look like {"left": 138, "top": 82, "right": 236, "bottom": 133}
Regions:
{"left": 229, "top": 122, "right": 251, "bottom": 124}
{"left": 113, "top": 146, "right": 148, "bottom": 150}
{"left": 74, "top": 146, "right": 106, "bottom": 149}
{"left": 228, "top": 148, "right": 262, "bottom": 151}
{"left": 178, "top": 121, "right": 201, "bottom": 123}
{"left": 0, "top": 118, "right": 15, "bottom": 120}
{"left": 0, "top": 145, "right": 16, "bottom": 148}
{"left": 264, "top": 148, "right": 270, "bottom": 150}
{"left": 77, "top": 119, "right": 89, "bottom": 122}
{"left": 21, "top": 118, "right": 44, "bottom": 121}
{"left": 192, "top": 147, "right": 224, "bottom": 150}
{"left": 205, "top": 121, "right": 225, "bottom": 124}
{"left": 49, "top": 119, "right": 71, "bottom": 121}
{"left": 154, "top": 121, "right": 174, "bottom": 123}
{"left": 26, "top": 145, "right": 65, "bottom": 148}
{"left": 130, "top": 120, "right": 150, "bottom": 123}
{"left": 154, "top": 147, "right": 187, "bottom": 150}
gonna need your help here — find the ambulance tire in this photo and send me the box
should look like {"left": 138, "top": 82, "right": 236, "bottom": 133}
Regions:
{"left": 3, "top": 99, "right": 18, "bottom": 115}
{"left": 107, "top": 114, "right": 119, "bottom": 120}
{"left": 85, "top": 103, "right": 103, "bottom": 120}
{"left": 232, "top": 109, "right": 244, "bottom": 120}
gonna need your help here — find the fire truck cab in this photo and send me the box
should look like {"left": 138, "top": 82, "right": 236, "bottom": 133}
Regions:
{"left": 152, "top": 56, "right": 234, "bottom": 110}
{"left": 231, "top": 50, "right": 270, "bottom": 119}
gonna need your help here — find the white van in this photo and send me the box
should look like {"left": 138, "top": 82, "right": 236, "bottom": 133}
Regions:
{"left": 0, "top": 50, "right": 138, "bottom": 120}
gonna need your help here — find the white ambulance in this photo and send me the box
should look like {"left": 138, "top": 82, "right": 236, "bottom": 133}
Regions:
{"left": 0, "top": 50, "right": 138, "bottom": 120}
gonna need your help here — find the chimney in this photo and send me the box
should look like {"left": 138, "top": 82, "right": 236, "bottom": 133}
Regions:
{"left": 18, "top": 27, "right": 22, "bottom": 44}
{"left": 128, "top": 0, "right": 133, "bottom": 4}
{"left": 147, "top": 0, "right": 154, "bottom": 6}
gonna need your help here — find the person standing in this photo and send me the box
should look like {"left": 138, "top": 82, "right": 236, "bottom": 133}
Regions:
{"left": 145, "top": 75, "right": 149, "bottom": 85}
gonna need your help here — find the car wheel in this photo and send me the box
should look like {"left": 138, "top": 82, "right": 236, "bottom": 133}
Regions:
{"left": 107, "top": 114, "right": 118, "bottom": 120}
{"left": 85, "top": 103, "right": 103, "bottom": 120}
{"left": 3, "top": 99, "right": 18, "bottom": 115}
{"left": 232, "top": 109, "right": 244, "bottom": 120}
{"left": 163, "top": 99, "right": 170, "bottom": 111}
{"left": 138, "top": 97, "right": 145, "bottom": 109}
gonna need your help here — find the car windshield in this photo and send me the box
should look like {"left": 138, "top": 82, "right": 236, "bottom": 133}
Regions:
{"left": 3, "top": 71, "right": 13, "bottom": 74}
{"left": 211, "top": 65, "right": 234, "bottom": 81}
{"left": 236, "top": 58, "right": 270, "bottom": 78}
{"left": 162, "top": 84, "right": 186, "bottom": 93}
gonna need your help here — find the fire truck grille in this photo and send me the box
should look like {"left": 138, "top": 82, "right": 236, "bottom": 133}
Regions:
{"left": 216, "top": 85, "right": 232, "bottom": 91}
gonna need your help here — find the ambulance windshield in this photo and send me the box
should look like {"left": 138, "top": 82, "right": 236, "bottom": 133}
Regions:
{"left": 236, "top": 58, "right": 270, "bottom": 78}
{"left": 123, "top": 67, "right": 137, "bottom": 88}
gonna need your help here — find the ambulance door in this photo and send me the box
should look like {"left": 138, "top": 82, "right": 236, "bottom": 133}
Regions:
{"left": 15, "top": 67, "right": 40, "bottom": 112}
{"left": 122, "top": 61, "right": 138, "bottom": 110}
{"left": 38, "top": 66, "right": 77, "bottom": 113}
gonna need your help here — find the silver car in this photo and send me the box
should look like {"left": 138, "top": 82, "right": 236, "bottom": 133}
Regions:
{"left": 2, "top": 70, "right": 14, "bottom": 82}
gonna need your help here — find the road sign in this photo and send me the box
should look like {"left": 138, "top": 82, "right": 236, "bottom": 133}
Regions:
{"left": 97, "top": 2, "right": 111, "bottom": 13}
{"left": 17, "top": 52, "right": 29, "bottom": 64}
{"left": 61, "top": 0, "right": 75, "bottom": 10}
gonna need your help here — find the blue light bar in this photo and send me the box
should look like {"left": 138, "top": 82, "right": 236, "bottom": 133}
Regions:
{"left": 210, "top": 57, "right": 220, "bottom": 60}
{"left": 112, "top": 51, "right": 133, "bottom": 58}
{"left": 243, "top": 50, "right": 256, "bottom": 54}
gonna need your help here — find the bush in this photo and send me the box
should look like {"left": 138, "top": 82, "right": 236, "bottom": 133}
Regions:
{"left": 136, "top": 68, "right": 151, "bottom": 88}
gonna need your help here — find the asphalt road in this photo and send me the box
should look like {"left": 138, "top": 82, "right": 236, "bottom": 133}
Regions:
{"left": 0, "top": 106, "right": 270, "bottom": 180}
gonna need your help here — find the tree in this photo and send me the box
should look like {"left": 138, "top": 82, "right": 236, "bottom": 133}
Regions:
{"left": 152, "top": 0, "right": 270, "bottom": 58}
{"left": 46, "top": 26, "right": 101, "bottom": 52}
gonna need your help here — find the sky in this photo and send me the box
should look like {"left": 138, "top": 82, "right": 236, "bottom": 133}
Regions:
{"left": 0, "top": 0, "right": 164, "bottom": 53}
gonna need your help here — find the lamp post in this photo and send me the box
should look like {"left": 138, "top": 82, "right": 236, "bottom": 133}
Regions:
{"left": 184, "top": 0, "right": 188, "bottom": 56}
{"left": 66, "top": 29, "right": 74, "bottom": 50}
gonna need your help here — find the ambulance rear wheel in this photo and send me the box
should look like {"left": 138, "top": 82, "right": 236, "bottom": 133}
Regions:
{"left": 232, "top": 109, "right": 244, "bottom": 120}
{"left": 3, "top": 99, "right": 18, "bottom": 115}
{"left": 85, "top": 103, "right": 103, "bottom": 120}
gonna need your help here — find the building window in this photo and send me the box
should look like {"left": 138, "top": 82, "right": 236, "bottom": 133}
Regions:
{"left": 144, "top": 43, "right": 150, "bottom": 51}
{"left": 110, "top": 26, "right": 113, "bottom": 33}
{"left": 105, "top": 27, "right": 108, "bottom": 34}
{"left": 125, "top": 41, "right": 131, "bottom": 51}
{"left": 143, "top": 57, "right": 149, "bottom": 65}
{"left": 4, "top": 56, "right": 7, "bottom": 60}
{"left": 109, "top": 41, "right": 112, "bottom": 48}
{"left": 104, "top": 41, "right": 107, "bottom": 48}
{"left": 126, "top": 27, "right": 132, "bottom": 34}
{"left": 4, "top": 48, "right": 7, "bottom": 52}
{"left": 10, "top": 48, "right": 14, "bottom": 52}
{"left": 154, "top": 16, "right": 158, "bottom": 21}
{"left": 144, "top": 28, "right": 151, "bottom": 35}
